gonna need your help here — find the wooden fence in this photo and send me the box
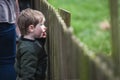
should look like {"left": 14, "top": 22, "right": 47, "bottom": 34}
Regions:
{"left": 32, "top": 0, "right": 120, "bottom": 80}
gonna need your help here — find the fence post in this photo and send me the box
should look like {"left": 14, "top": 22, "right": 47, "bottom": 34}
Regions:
{"left": 58, "top": 8, "right": 71, "bottom": 27}
{"left": 33, "top": 0, "right": 40, "bottom": 10}
{"left": 110, "top": 0, "right": 120, "bottom": 78}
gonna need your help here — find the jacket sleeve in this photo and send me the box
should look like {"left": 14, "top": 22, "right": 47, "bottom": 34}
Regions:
{"left": 20, "top": 48, "right": 38, "bottom": 80}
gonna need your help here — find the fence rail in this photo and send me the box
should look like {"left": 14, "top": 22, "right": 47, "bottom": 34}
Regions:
{"left": 33, "top": 0, "right": 119, "bottom": 80}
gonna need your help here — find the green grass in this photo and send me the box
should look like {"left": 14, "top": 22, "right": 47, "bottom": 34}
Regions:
{"left": 48, "top": 0, "right": 111, "bottom": 54}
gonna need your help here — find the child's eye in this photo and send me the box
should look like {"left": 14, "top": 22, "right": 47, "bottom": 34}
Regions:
{"left": 38, "top": 23, "right": 43, "bottom": 26}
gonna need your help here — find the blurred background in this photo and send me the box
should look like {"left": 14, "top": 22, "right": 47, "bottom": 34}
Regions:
{"left": 48, "top": 0, "right": 111, "bottom": 54}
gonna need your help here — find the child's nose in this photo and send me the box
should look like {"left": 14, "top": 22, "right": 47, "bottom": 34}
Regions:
{"left": 43, "top": 26, "right": 47, "bottom": 31}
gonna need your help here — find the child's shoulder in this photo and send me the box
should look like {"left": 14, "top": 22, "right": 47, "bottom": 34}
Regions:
{"left": 17, "top": 38, "right": 35, "bottom": 50}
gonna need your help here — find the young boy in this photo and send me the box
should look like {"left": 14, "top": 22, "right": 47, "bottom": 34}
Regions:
{"left": 15, "top": 8, "right": 47, "bottom": 80}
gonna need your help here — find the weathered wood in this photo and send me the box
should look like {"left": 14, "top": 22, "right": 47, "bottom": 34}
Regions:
{"left": 110, "top": 0, "right": 120, "bottom": 78}
{"left": 33, "top": 0, "right": 118, "bottom": 80}
{"left": 34, "top": 0, "right": 40, "bottom": 10}
{"left": 58, "top": 8, "right": 71, "bottom": 27}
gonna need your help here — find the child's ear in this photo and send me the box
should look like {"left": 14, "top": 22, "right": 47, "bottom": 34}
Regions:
{"left": 28, "top": 25, "right": 35, "bottom": 32}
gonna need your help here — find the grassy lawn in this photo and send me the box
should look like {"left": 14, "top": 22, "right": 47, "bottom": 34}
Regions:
{"left": 48, "top": 0, "right": 111, "bottom": 54}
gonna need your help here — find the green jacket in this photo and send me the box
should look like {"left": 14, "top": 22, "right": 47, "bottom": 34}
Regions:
{"left": 15, "top": 37, "right": 47, "bottom": 80}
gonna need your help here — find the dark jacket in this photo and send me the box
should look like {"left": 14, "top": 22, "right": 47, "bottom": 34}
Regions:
{"left": 15, "top": 37, "right": 47, "bottom": 80}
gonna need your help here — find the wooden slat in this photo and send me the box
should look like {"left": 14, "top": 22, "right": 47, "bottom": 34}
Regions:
{"left": 58, "top": 8, "right": 71, "bottom": 27}
{"left": 110, "top": 0, "right": 120, "bottom": 78}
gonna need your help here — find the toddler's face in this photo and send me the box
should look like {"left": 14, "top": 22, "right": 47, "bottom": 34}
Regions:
{"left": 33, "top": 17, "right": 47, "bottom": 38}
{"left": 34, "top": 22, "right": 47, "bottom": 38}
{"left": 39, "top": 24, "right": 47, "bottom": 38}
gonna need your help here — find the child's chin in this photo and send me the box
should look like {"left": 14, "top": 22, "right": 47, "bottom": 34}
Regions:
{"left": 39, "top": 35, "right": 46, "bottom": 38}
{"left": 41, "top": 34, "right": 47, "bottom": 38}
